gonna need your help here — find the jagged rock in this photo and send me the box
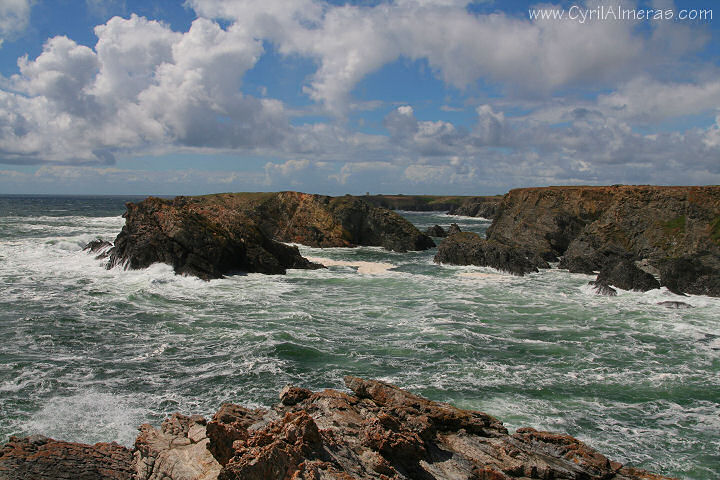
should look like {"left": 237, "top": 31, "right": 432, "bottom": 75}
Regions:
{"left": 588, "top": 281, "right": 618, "bottom": 296}
{"left": 595, "top": 258, "right": 661, "bottom": 292}
{"left": 83, "top": 239, "right": 113, "bottom": 259}
{"left": 0, "top": 435, "right": 133, "bottom": 480}
{"left": 560, "top": 254, "right": 598, "bottom": 274}
{"left": 210, "top": 377, "right": 673, "bottom": 480}
{"left": 134, "top": 413, "right": 221, "bottom": 480}
{"left": 435, "top": 232, "right": 544, "bottom": 276}
{"left": 425, "top": 225, "right": 447, "bottom": 237}
{"left": 0, "top": 378, "right": 675, "bottom": 480}
{"left": 658, "top": 256, "right": 720, "bottom": 296}
{"left": 104, "top": 196, "right": 323, "bottom": 280}
{"left": 657, "top": 301, "right": 693, "bottom": 309}
{"left": 446, "top": 223, "right": 462, "bottom": 236}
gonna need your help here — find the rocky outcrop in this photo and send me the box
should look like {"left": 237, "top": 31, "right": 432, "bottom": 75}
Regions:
{"left": 134, "top": 413, "right": 221, "bottom": 480}
{"left": 658, "top": 255, "right": 720, "bottom": 296}
{"left": 594, "top": 258, "right": 661, "bottom": 292}
{"left": 434, "top": 232, "right": 548, "bottom": 276}
{"left": 447, "top": 196, "right": 502, "bottom": 219}
{"left": 446, "top": 223, "right": 461, "bottom": 236}
{"left": 83, "top": 239, "right": 113, "bottom": 259}
{"left": 486, "top": 186, "right": 720, "bottom": 296}
{"left": 0, "top": 435, "right": 133, "bottom": 479}
{"left": 102, "top": 192, "right": 435, "bottom": 279}
{"left": 106, "top": 196, "right": 322, "bottom": 280}
{"left": 425, "top": 225, "right": 447, "bottom": 237}
{"left": 0, "top": 378, "right": 675, "bottom": 480}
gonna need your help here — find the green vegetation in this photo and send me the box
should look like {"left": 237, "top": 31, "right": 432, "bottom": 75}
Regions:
{"left": 711, "top": 217, "right": 720, "bottom": 244}
{"left": 662, "top": 215, "right": 686, "bottom": 235}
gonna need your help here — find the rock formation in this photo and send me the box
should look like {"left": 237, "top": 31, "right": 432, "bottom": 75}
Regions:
{"left": 101, "top": 192, "right": 434, "bottom": 280}
{"left": 447, "top": 196, "right": 502, "bottom": 219}
{"left": 446, "top": 223, "right": 462, "bottom": 236}
{"left": 593, "top": 258, "right": 661, "bottom": 292}
{"left": 486, "top": 186, "right": 720, "bottom": 296}
{"left": 425, "top": 225, "right": 447, "bottom": 237}
{"left": 106, "top": 196, "right": 323, "bottom": 280}
{"left": 434, "top": 232, "right": 549, "bottom": 276}
{"left": 0, "top": 378, "right": 676, "bottom": 480}
{"left": 0, "top": 435, "right": 133, "bottom": 479}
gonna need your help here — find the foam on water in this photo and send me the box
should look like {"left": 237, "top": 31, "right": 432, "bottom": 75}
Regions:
{"left": 0, "top": 203, "right": 718, "bottom": 479}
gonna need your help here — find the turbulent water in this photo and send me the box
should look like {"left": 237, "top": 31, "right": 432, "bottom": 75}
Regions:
{"left": 0, "top": 195, "right": 718, "bottom": 479}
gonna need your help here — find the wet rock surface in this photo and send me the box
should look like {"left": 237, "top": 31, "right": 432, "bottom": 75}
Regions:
{"left": 435, "top": 232, "right": 548, "bottom": 276}
{"left": 0, "top": 378, "right": 675, "bottom": 480}
{"left": 425, "top": 225, "right": 447, "bottom": 237}
{"left": 594, "top": 258, "right": 661, "bottom": 292}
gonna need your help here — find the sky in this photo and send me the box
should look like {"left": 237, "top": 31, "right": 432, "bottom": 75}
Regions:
{"left": 0, "top": 0, "right": 718, "bottom": 195}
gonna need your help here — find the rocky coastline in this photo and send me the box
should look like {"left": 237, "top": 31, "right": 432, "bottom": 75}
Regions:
{"left": 99, "top": 192, "right": 434, "bottom": 280}
{"left": 0, "top": 377, "right": 675, "bottom": 480}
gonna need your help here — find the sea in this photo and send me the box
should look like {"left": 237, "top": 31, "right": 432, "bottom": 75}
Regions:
{"left": 0, "top": 195, "right": 718, "bottom": 479}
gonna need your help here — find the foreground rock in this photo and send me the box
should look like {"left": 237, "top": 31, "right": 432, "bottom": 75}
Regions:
{"left": 0, "top": 378, "right": 675, "bottom": 480}
{"left": 106, "top": 196, "right": 323, "bottom": 280}
{"left": 0, "top": 435, "right": 133, "bottom": 479}
{"left": 486, "top": 186, "right": 720, "bottom": 296}
{"left": 435, "top": 232, "right": 548, "bottom": 276}
{"left": 102, "top": 192, "right": 435, "bottom": 279}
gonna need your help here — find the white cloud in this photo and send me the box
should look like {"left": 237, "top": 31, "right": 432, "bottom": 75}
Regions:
{"left": 0, "top": 0, "right": 32, "bottom": 46}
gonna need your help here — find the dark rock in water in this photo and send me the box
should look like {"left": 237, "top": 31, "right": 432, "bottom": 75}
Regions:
{"left": 446, "top": 223, "right": 461, "bottom": 236}
{"left": 435, "top": 232, "right": 542, "bottom": 276}
{"left": 595, "top": 258, "right": 661, "bottom": 292}
{"left": 588, "top": 280, "right": 618, "bottom": 296}
{"left": 0, "top": 378, "right": 675, "bottom": 480}
{"left": 0, "top": 435, "right": 133, "bottom": 479}
{"left": 106, "top": 197, "right": 323, "bottom": 280}
{"left": 425, "top": 224, "right": 447, "bottom": 237}
{"left": 659, "top": 255, "right": 720, "bottom": 297}
{"left": 657, "top": 301, "right": 693, "bottom": 309}
{"left": 83, "top": 239, "right": 113, "bottom": 259}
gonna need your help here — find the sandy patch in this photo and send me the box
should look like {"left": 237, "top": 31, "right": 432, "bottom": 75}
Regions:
{"left": 306, "top": 257, "right": 394, "bottom": 275}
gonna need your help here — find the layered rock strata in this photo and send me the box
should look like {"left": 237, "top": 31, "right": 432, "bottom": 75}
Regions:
{"left": 0, "top": 378, "right": 675, "bottom": 480}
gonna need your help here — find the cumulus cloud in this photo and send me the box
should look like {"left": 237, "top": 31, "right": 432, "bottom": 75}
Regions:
{"left": 0, "top": 0, "right": 32, "bottom": 47}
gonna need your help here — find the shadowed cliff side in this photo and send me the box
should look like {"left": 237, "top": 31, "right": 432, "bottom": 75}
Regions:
{"left": 0, "top": 378, "right": 676, "bottom": 480}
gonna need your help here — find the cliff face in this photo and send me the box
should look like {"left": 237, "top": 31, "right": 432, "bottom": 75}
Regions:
{"left": 104, "top": 192, "right": 434, "bottom": 279}
{"left": 447, "top": 196, "right": 502, "bottom": 219}
{"left": 107, "top": 196, "right": 322, "bottom": 280}
{"left": 0, "top": 378, "right": 675, "bottom": 480}
{"left": 486, "top": 186, "right": 720, "bottom": 295}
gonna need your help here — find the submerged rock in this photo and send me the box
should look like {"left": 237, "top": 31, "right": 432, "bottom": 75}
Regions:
{"left": 588, "top": 280, "right": 618, "bottom": 296}
{"left": 0, "top": 378, "right": 676, "bottom": 480}
{"left": 657, "top": 301, "right": 693, "bottom": 309}
{"left": 83, "top": 239, "right": 113, "bottom": 259}
{"left": 434, "top": 232, "right": 546, "bottom": 276}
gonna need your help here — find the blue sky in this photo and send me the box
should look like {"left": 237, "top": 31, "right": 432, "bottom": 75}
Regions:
{"left": 0, "top": 0, "right": 718, "bottom": 195}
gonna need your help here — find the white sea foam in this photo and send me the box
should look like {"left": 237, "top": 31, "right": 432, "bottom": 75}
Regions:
{"left": 305, "top": 256, "right": 395, "bottom": 274}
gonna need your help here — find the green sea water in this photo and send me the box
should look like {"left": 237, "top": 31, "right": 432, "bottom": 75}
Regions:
{"left": 0, "top": 195, "right": 718, "bottom": 479}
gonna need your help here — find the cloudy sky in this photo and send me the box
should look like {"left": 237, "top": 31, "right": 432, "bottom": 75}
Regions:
{"left": 0, "top": 0, "right": 718, "bottom": 195}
